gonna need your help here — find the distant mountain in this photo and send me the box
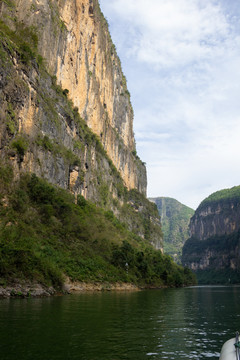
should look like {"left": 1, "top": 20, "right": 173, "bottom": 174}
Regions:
{"left": 149, "top": 197, "right": 194, "bottom": 263}
{"left": 182, "top": 185, "right": 240, "bottom": 284}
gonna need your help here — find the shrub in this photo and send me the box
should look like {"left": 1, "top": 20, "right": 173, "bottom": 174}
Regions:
{"left": 41, "top": 135, "right": 54, "bottom": 151}
{"left": 11, "top": 136, "right": 29, "bottom": 157}
{"left": 19, "top": 42, "right": 35, "bottom": 64}
{"left": 77, "top": 195, "right": 87, "bottom": 208}
{"left": 62, "top": 89, "right": 69, "bottom": 97}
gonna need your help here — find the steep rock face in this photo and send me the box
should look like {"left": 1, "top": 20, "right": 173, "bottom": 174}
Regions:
{"left": 189, "top": 200, "right": 240, "bottom": 241}
{"left": 0, "top": 0, "right": 161, "bottom": 248}
{"left": 0, "top": 0, "right": 146, "bottom": 194}
{"left": 182, "top": 186, "right": 240, "bottom": 282}
{"left": 149, "top": 197, "right": 194, "bottom": 262}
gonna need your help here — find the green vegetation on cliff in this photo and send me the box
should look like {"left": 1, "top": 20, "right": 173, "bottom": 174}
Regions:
{"left": 0, "top": 164, "right": 196, "bottom": 289}
{"left": 149, "top": 197, "right": 194, "bottom": 263}
{"left": 198, "top": 185, "right": 240, "bottom": 211}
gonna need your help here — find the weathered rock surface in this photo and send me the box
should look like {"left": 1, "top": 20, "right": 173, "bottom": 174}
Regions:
{"left": 0, "top": 280, "right": 139, "bottom": 298}
{"left": 0, "top": 0, "right": 146, "bottom": 194}
{"left": 189, "top": 203, "right": 240, "bottom": 241}
{"left": 0, "top": 280, "right": 56, "bottom": 298}
{"left": 0, "top": 0, "right": 162, "bottom": 248}
{"left": 62, "top": 277, "right": 139, "bottom": 293}
{"left": 182, "top": 186, "right": 240, "bottom": 282}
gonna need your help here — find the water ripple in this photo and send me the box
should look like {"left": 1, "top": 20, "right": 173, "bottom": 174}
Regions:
{"left": 0, "top": 286, "right": 239, "bottom": 360}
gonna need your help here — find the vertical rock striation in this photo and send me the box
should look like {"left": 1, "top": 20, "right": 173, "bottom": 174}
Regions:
{"left": 189, "top": 201, "right": 240, "bottom": 241}
{"left": 3, "top": 0, "right": 146, "bottom": 194}
{"left": 0, "top": 0, "right": 161, "bottom": 248}
{"left": 182, "top": 186, "right": 240, "bottom": 283}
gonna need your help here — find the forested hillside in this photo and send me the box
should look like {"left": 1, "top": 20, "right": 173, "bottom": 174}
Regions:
{"left": 149, "top": 197, "right": 194, "bottom": 263}
{"left": 0, "top": 164, "right": 196, "bottom": 291}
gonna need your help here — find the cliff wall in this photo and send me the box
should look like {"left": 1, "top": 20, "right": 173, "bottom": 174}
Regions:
{"left": 182, "top": 186, "right": 240, "bottom": 282}
{"left": 0, "top": 0, "right": 161, "bottom": 248}
{"left": 189, "top": 199, "right": 240, "bottom": 241}
{"left": 0, "top": 0, "right": 146, "bottom": 194}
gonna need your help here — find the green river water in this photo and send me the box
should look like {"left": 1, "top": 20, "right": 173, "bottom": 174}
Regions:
{"left": 1, "top": 286, "right": 240, "bottom": 360}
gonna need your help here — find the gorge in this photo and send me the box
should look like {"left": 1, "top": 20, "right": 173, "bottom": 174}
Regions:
{"left": 149, "top": 197, "right": 194, "bottom": 263}
{"left": 0, "top": 0, "right": 196, "bottom": 294}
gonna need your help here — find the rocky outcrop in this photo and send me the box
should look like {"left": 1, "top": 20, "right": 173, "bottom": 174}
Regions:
{"left": 182, "top": 186, "right": 240, "bottom": 283}
{"left": 189, "top": 200, "right": 240, "bottom": 241}
{"left": 62, "top": 278, "right": 140, "bottom": 293}
{"left": 0, "top": 281, "right": 56, "bottom": 298}
{"left": 0, "top": 0, "right": 161, "bottom": 248}
{"left": 0, "top": 0, "right": 146, "bottom": 194}
{"left": 0, "top": 279, "right": 139, "bottom": 298}
{"left": 149, "top": 197, "right": 194, "bottom": 262}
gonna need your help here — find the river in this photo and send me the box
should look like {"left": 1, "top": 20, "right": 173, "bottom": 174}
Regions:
{"left": 0, "top": 286, "right": 240, "bottom": 360}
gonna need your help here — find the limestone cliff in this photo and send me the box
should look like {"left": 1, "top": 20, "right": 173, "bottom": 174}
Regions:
{"left": 0, "top": 0, "right": 146, "bottom": 194}
{"left": 189, "top": 197, "right": 240, "bottom": 242}
{"left": 182, "top": 186, "right": 240, "bottom": 283}
{"left": 0, "top": 0, "right": 161, "bottom": 248}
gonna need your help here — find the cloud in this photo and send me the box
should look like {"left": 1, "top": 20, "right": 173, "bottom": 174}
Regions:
{"left": 99, "top": 0, "right": 240, "bottom": 209}
{"left": 103, "top": 0, "right": 232, "bottom": 69}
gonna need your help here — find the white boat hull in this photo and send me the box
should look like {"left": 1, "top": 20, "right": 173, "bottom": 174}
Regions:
{"left": 219, "top": 338, "right": 236, "bottom": 360}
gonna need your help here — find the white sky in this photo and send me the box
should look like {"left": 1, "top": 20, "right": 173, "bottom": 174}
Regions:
{"left": 99, "top": 0, "right": 240, "bottom": 210}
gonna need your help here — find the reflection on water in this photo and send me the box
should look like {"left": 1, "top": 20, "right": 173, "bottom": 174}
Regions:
{"left": 0, "top": 286, "right": 240, "bottom": 360}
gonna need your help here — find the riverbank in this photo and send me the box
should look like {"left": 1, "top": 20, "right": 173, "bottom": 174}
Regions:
{"left": 0, "top": 279, "right": 140, "bottom": 298}
{"left": 63, "top": 278, "right": 140, "bottom": 293}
